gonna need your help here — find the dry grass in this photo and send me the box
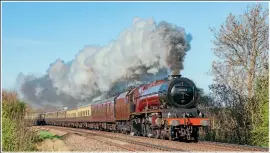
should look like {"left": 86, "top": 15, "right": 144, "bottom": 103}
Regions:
{"left": 2, "top": 90, "right": 18, "bottom": 103}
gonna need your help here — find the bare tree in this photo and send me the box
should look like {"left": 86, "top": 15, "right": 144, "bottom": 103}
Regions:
{"left": 210, "top": 4, "right": 268, "bottom": 98}
{"left": 209, "top": 4, "right": 268, "bottom": 127}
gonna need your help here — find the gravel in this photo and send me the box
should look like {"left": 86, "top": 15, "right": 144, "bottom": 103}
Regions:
{"left": 34, "top": 126, "right": 265, "bottom": 152}
{"left": 33, "top": 126, "right": 128, "bottom": 151}
{"left": 60, "top": 127, "right": 250, "bottom": 152}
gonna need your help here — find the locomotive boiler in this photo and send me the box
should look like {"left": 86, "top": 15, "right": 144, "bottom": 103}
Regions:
{"left": 131, "top": 75, "right": 198, "bottom": 111}
{"left": 27, "top": 75, "right": 209, "bottom": 143}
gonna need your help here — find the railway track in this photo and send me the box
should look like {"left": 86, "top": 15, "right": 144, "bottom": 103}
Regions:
{"left": 104, "top": 128, "right": 268, "bottom": 152}
{"left": 39, "top": 126, "right": 269, "bottom": 152}
{"left": 42, "top": 126, "right": 184, "bottom": 152}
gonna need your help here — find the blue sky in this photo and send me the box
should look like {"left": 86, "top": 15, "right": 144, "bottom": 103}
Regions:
{"left": 2, "top": 2, "right": 269, "bottom": 92}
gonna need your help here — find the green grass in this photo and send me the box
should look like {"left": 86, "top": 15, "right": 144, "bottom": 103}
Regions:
{"left": 38, "top": 131, "right": 62, "bottom": 140}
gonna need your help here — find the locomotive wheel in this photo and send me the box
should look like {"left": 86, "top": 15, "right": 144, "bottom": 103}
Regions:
{"left": 146, "top": 124, "right": 151, "bottom": 137}
{"left": 169, "top": 126, "right": 174, "bottom": 141}
{"left": 194, "top": 137, "right": 199, "bottom": 143}
{"left": 141, "top": 124, "right": 146, "bottom": 137}
{"left": 155, "top": 129, "right": 161, "bottom": 139}
{"left": 160, "top": 130, "right": 166, "bottom": 140}
{"left": 169, "top": 135, "right": 173, "bottom": 141}
{"left": 193, "top": 129, "right": 199, "bottom": 143}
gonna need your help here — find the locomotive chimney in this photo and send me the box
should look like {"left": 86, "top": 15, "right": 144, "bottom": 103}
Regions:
{"left": 171, "top": 69, "right": 180, "bottom": 76}
{"left": 168, "top": 74, "right": 182, "bottom": 80}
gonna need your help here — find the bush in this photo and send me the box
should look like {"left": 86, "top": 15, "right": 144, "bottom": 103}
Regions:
{"left": 2, "top": 117, "right": 16, "bottom": 151}
{"left": 251, "top": 75, "right": 269, "bottom": 147}
{"left": 2, "top": 90, "right": 39, "bottom": 151}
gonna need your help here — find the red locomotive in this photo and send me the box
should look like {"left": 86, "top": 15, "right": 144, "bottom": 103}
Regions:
{"left": 31, "top": 75, "right": 210, "bottom": 142}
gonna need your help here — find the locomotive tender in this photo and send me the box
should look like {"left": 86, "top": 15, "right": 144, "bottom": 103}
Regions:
{"left": 30, "top": 75, "right": 210, "bottom": 142}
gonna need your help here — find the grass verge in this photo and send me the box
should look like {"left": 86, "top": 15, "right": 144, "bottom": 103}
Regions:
{"left": 38, "top": 131, "right": 63, "bottom": 140}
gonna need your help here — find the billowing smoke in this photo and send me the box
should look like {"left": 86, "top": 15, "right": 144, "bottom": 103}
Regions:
{"left": 17, "top": 17, "right": 192, "bottom": 109}
{"left": 158, "top": 21, "right": 192, "bottom": 75}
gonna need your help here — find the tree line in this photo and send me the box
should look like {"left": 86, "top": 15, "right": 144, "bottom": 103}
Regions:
{"left": 198, "top": 3, "right": 268, "bottom": 147}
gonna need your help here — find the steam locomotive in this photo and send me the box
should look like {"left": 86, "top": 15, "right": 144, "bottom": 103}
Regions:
{"left": 27, "top": 75, "right": 209, "bottom": 142}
